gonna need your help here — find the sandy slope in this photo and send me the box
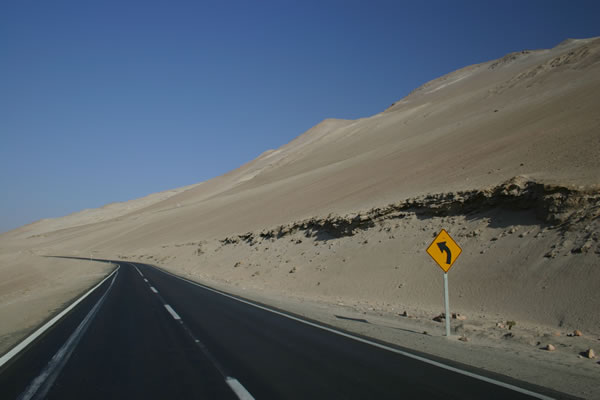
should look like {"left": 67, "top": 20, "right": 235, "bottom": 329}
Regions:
{"left": 1, "top": 37, "right": 599, "bottom": 396}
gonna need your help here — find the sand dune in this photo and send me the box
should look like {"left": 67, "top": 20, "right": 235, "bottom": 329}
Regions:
{"left": 1, "top": 37, "right": 599, "bottom": 396}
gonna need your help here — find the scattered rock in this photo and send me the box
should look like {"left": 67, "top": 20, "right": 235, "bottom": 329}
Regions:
{"left": 400, "top": 311, "right": 408, "bottom": 317}
{"left": 466, "top": 229, "right": 480, "bottom": 238}
{"left": 571, "top": 239, "right": 593, "bottom": 254}
{"left": 496, "top": 322, "right": 505, "bottom": 329}
{"left": 233, "top": 261, "right": 242, "bottom": 268}
{"left": 503, "top": 332, "right": 515, "bottom": 339}
{"left": 452, "top": 312, "right": 467, "bottom": 321}
{"left": 544, "top": 250, "right": 557, "bottom": 258}
{"left": 544, "top": 344, "right": 556, "bottom": 351}
{"left": 581, "top": 348, "right": 596, "bottom": 359}
{"left": 574, "top": 329, "right": 583, "bottom": 337}
{"left": 432, "top": 314, "right": 445, "bottom": 322}
{"left": 458, "top": 336, "right": 469, "bottom": 342}
{"left": 289, "top": 267, "right": 296, "bottom": 274}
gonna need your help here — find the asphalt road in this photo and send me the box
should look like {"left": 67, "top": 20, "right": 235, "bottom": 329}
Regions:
{"left": 0, "top": 260, "right": 572, "bottom": 399}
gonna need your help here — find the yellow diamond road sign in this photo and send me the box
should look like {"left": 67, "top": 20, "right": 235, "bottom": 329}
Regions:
{"left": 426, "top": 229, "right": 462, "bottom": 272}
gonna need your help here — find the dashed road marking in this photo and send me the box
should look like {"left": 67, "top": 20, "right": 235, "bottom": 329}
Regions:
{"left": 147, "top": 263, "right": 554, "bottom": 400}
{"left": 130, "top": 263, "right": 255, "bottom": 400}
{"left": 164, "top": 304, "right": 181, "bottom": 321}
{"left": 226, "top": 377, "right": 255, "bottom": 400}
{"left": 134, "top": 265, "right": 144, "bottom": 277}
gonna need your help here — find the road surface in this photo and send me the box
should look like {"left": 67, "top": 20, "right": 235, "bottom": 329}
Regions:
{"left": 0, "top": 260, "right": 571, "bottom": 399}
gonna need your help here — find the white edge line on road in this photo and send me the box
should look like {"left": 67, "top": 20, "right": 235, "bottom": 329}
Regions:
{"left": 226, "top": 377, "right": 255, "bottom": 400}
{"left": 134, "top": 265, "right": 144, "bottom": 277}
{"left": 18, "top": 269, "right": 119, "bottom": 400}
{"left": 150, "top": 286, "right": 158, "bottom": 294}
{"left": 164, "top": 304, "right": 181, "bottom": 320}
{"left": 0, "top": 264, "right": 120, "bottom": 369}
{"left": 144, "top": 278, "right": 148, "bottom": 283}
{"left": 151, "top": 264, "right": 554, "bottom": 400}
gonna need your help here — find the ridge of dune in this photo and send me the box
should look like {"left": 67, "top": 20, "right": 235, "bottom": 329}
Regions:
{"left": 2, "top": 36, "right": 598, "bottom": 249}
{"left": 10, "top": 36, "right": 598, "bottom": 241}
{"left": 3, "top": 183, "right": 201, "bottom": 241}
{"left": 2, "top": 35, "right": 598, "bottom": 253}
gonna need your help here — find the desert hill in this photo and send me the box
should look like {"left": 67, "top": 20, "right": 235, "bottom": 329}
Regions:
{"left": 4, "top": 37, "right": 599, "bottom": 244}
{"left": 1, "top": 38, "right": 599, "bottom": 390}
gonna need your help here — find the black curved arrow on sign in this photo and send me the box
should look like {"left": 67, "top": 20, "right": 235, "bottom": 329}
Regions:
{"left": 437, "top": 242, "right": 452, "bottom": 264}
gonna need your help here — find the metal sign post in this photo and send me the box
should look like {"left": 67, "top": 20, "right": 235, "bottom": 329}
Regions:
{"left": 426, "top": 229, "right": 462, "bottom": 337}
{"left": 443, "top": 272, "right": 450, "bottom": 337}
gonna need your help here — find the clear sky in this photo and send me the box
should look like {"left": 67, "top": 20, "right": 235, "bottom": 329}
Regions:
{"left": 1, "top": 0, "right": 599, "bottom": 233}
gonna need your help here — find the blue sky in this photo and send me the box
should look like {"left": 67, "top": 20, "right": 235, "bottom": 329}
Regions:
{"left": 1, "top": 0, "right": 599, "bottom": 233}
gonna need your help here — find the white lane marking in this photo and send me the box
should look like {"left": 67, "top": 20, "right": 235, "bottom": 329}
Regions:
{"left": 18, "top": 269, "right": 119, "bottom": 400}
{"left": 130, "top": 262, "right": 256, "bottom": 399}
{"left": 150, "top": 265, "right": 553, "bottom": 400}
{"left": 134, "top": 265, "right": 144, "bottom": 277}
{"left": 164, "top": 304, "right": 181, "bottom": 320}
{"left": 144, "top": 278, "right": 148, "bottom": 283}
{"left": 226, "top": 377, "right": 255, "bottom": 400}
{"left": 0, "top": 265, "right": 120, "bottom": 369}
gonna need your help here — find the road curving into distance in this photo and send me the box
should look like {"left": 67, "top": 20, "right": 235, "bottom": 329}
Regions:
{"left": 0, "top": 259, "right": 575, "bottom": 399}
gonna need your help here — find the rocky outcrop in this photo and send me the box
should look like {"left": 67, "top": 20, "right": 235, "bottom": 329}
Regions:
{"left": 220, "top": 177, "right": 600, "bottom": 250}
